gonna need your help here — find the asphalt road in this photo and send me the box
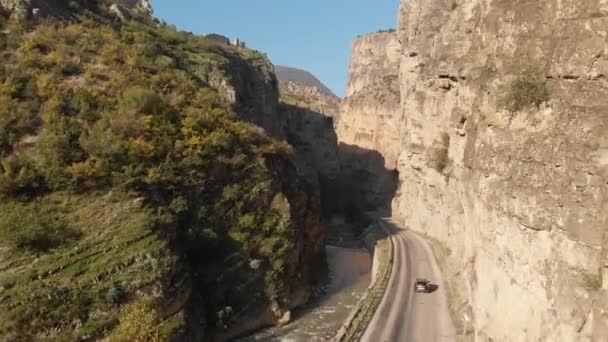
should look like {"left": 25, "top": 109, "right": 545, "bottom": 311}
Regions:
{"left": 361, "top": 219, "right": 456, "bottom": 342}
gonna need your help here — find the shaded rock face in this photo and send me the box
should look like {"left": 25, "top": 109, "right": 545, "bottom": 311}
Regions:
{"left": 208, "top": 155, "right": 326, "bottom": 342}
{"left": 220, "top": 56, "right": 284, "bottom": 139}
{"left": 278, "top": 70, "right": 398, "bottom": 221}
{"left": 276, "top": 67, "right": 340, "bottom": 188}
{"left": 280, "top": 103, "right": 340, "bottom": 183}
{"left": 202, "top": 62, "right": 329, "bottom": 342}
{"left": 338, "top": 0, "right": 608, "bottom": 340}
{"left": 191, "top": 48, "right": 284, "bottom": 139}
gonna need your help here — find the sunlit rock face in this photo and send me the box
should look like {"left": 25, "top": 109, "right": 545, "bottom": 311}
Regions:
{"left": 336, "top": 32, "right": 402, "bottom": 170}
{"left": 337, "top": 0, "right": 608, "bottom": 340}
{"left": 391, "top": 0, "right": 608, "bottom": 340}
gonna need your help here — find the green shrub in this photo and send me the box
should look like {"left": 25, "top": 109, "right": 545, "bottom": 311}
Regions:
{"left": 427, "top": 132, "right": 450, "bottom": 173}
{"left": 216, "top": 306, "right": 233, "bottom": 328}
{"left": 502, "top": 64, "right": 549, "bottom": 111}
{"left": 119, "top": 87, "right": 165, "bottom": 116}
{"left": 0, "top": 201, "right": 79, "bottom": 251}
{"left": 59, "top": 61, "right": 83, "bottom": 76}
{"left": 105, "top": 283, "right": 127, "bottom": 304}
{"left": 583, "top": 271, "right": 602, "bottom": 291}
{"left": 0, "top": 155, "right": 45, "bottom": 196}
{"left": 109, "top": 299, "right": 162, "bottom": 342}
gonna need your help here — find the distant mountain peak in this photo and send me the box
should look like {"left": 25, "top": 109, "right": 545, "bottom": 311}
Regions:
{"left": 274, "top": 65, "right": 338, "bottom": 99}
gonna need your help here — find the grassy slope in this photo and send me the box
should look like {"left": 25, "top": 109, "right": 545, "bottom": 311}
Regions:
{"left": 0, "top": 191, "right": 174, "bottom": 341}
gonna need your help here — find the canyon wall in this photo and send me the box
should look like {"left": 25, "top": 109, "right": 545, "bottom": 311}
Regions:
{"left": 332, "top": 32, "right": 401, "bottom": 217}
{"left": 339, "top": 1, "right": 608, "bottom": 340}
{"left": 337, "top": 32, "right": 402, "bottom": 170}
{"left": 277, "top": 68, "right": 397, "bottom": 220}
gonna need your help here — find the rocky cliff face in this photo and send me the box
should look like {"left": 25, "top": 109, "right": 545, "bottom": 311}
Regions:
{"left": 337, "top": 32, "right": 402, "bottom": 169}
{"left": 339, "top": 1, "right": 608, "bottom": 340}
{"left": 210, "top": 52, "right": 285, "bottom": 139}
{"left": 278, "top": 67, "right": 397, "bottom": 221}
{"left": 335, "top": 32, "right": 401, "bottom": 217}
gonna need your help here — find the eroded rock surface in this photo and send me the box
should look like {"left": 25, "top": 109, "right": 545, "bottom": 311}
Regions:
{"left": 337, "top": 32, "right": 402, "bottom": 170}
{"left": 338, "top": 1, "right": 608, "bottom": 340}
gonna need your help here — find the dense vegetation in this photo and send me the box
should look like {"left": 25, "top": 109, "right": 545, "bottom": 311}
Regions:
{"left": 0, "top": 10, "right": 319, "bottom": 340}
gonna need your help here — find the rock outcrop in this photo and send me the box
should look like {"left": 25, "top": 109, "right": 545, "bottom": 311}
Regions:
{"left": 108, "top": 0, "right": 152, "bottom": 21}
{"left": 338, "top": 1, "right": 608, "bottom": 340}
{"left": 0, "top": 0, "right": 153, "bottom": 20}
{"left": 212, "top": 52, "right": 285, "bottom": 138}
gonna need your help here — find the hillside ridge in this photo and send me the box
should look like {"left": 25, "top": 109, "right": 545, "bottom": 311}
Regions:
{"left": 275, "top": 65, "right": 338, "bottom": 99}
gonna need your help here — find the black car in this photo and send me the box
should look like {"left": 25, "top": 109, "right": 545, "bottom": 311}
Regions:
{"left": 414, "top": 278, "right": 431, "bottom": 293}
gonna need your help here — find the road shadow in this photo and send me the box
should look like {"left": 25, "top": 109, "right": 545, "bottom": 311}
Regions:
{"left": 428, "top": 284, "right": 439, "bottom": 293}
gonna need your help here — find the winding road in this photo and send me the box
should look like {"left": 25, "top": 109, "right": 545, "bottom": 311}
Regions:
{"left": 361, "top": 219, "right": 456, "bottom": 342}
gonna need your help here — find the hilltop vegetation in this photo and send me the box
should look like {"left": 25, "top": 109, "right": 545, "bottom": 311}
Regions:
{"left": 0, "top": 9, "right": 321, "bottom": 340}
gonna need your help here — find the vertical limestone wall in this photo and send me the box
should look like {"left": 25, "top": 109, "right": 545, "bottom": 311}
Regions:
{"left": 338, "top": 1, "right": 608, "bottom": 340}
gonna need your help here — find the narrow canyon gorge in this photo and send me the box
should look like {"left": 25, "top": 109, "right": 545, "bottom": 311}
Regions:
{"left": 0, "top": 0, "right": 607, "bottom": 341}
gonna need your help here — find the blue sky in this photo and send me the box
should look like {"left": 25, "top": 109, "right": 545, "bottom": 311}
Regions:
{"left": 151, "top": 1, "right": 400, "bottom": 97}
